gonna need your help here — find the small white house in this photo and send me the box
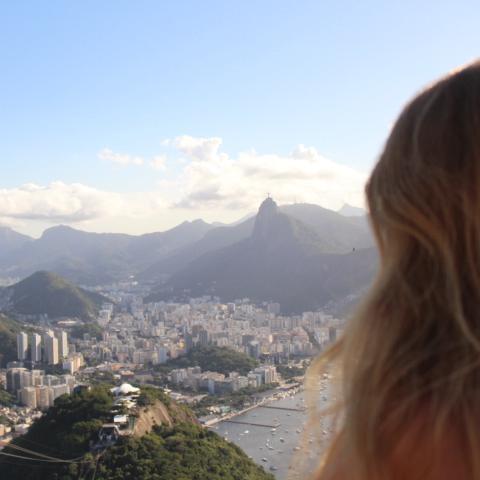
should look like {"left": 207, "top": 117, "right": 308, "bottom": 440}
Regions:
{"left": 110, "top": 383, "right": 140, "bottom": 397}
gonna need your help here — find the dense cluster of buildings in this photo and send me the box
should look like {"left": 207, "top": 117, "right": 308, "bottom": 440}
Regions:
{"left": 0, "top": 287, "right": 342, "bottom": 442}
{"left": 5, "top": 367, "right": 76, "bottom": 409}
{"left": 72, "top": 294, "right": 342, "bottom": 369}
{"left": 169, "top": 365, "right": 278, "bottom": 395}
{"left": 0, "top": 402, "right": 42, "bottom": 443}
{"left": 0, "top": 328, "right": 85, "bottom": 412}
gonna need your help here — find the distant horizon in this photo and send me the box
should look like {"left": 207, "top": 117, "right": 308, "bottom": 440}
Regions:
{"left": 1, "top": 199, "right": 365, "bottom": 239}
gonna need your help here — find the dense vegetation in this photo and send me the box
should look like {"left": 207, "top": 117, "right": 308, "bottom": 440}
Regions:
{"left": 3, "top": 271, "right": 109, "bottom": 319}
{"left": 94, "top": 423, "right": 274, "bottom": 480}
{"left": 159, "top": 345, "right": 259, "bottom": 376}
{"left": 10, "top": 386, "right": 113, "bottom": 455}
{"left": 71, "top": 321, "right": 103, "bottom": 340}
{"left": 0, "top": 385, "right": 15, "bottom": 406}
{"left": 136, "top": 384, "right": 171, "bottom": 407}
{"left": 277, "top": 363, "right": 307, "bottom": 380}
{"left": 0, "top": 313, "right": 22, "bottom": 366}
{"left": 0, "top": 385, "right": 273, "bottom": 480}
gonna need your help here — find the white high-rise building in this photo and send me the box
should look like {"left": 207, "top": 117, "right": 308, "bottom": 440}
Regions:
{"left": 57, "top": 331, "right": 69, "bottom": 359}
{"left": 17, "top": 332, "right": 28, "bottom": 361}
{"left": 30, "top": 333, "right": 42, "bottom": 363}
{"left": 45, "top": 335, "right": 59, "bottom": 365}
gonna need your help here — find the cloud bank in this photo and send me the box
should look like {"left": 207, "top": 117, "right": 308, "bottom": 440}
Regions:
{"left": 167, "top": 136, "right": 367, "bottom": 212}
{"left": 2, "top": 137, "right": 367, "bottom": 234}
{"left": 0, "top": 182, "right": 166, "bottom": 224}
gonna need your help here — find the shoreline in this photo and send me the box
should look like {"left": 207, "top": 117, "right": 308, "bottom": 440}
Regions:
{"left": 204, "top": 382, "right": 303, "bottom": 427}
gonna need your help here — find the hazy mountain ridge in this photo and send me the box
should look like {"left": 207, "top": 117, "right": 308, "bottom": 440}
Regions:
{"left": 338, "top": 203, "right": 366, "bottom": 217}
{"left": 0, "top": 220, "right": 214, "bottom": 285}
{"left": 0, "top": 226, "right": 33, "bottom": 261}
{"left": 0, "top": 202, "right": 376, "bottom": 314}
{"left": 147, "top": 199, "right": 378, "bottom": 313}
{"left": 0, "top": 271, "right": 110, "bottom": 320}
{"left": 138, "top": 217, "right": 257, "bottom": 281}
{"left": 140, "top": 202, "right": 374, "bottom": 282}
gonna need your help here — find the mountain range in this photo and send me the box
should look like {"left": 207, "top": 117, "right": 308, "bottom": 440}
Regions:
{"left": 0, "top": 201, "right": 376, "bottom": 313}
{"left": 0, "top": 220, "right": 214, "bottom": 285}
{"left": 147, "top": 198, "right": 378, "bottom": 313}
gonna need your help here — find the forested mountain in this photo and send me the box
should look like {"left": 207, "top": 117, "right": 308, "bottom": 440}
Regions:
{"left": 0, "top": 271, "right": 109, "bottom": 320}
{"left": 0, "top": 314, "right": 22, "bottom": 367}
{"left": 0, "top": 386, "right": 274, "bottom": 480}
{"left": 147, "top": 198, "right": 377, "bottom": 313}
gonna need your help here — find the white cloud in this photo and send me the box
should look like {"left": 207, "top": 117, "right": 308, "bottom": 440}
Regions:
{"left": 0, "top": 182, "right": 168, "bottom": 224}
{"left": 150, "top": 155, "right": 167, "bottom": 171}
{"left": 162, "top": 137, "right": 367, "bottom": 211}
{"left": 3, "top": 137, "right": 367, "bottom": 235}
{"left": 98, "top": 148, "right": 144, "bottom": 166}
{"left": 172, "top": 135, "right": 224, "bottom": 162}
{"left": 99, "top": 148, "right": 169, "bottom": 171}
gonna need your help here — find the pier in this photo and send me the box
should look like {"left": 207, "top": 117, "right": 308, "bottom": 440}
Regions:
{"left": 257, "top": 405, "right": 305, "bottom": 412}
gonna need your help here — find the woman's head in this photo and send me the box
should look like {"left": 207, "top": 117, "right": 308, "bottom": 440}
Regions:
{"left": 368, "top": 61, "right": 480, "bottom": 266}
{"left": 312, "top": 61, "right": 480, "bottom": 480}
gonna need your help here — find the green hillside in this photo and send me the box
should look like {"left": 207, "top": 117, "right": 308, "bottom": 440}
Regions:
{"left": 163, "top": 345, "right": 259, "bottom": 376}
{"left": 0, "top": 386, "right": 273, "bottom": 480}
{"left": 0, "top": 314, "right": 22, "bottom": 367}
{"left": 97, "top": 422, "right": 273, "bottom": 480}
{"left": 3, "top": 271, "right": 109, "bottom": 320}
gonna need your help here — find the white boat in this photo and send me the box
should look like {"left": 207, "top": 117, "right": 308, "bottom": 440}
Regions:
{"left": 244, "top": 430, "right": 249, "bottom": 434}
{"left": 294, "top": 446, "right": 301, "bottom": 451}
{"left": 280, "top": 438, "right": 285, "bottom": 442}
{"left": 270, "top": 466, "right": 278, "bottom": 471}
{"left": 262, "top": 458, "right": 268, "bottom": 462}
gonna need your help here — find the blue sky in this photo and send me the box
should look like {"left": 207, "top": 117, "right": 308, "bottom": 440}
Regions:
{"left": 0, "top": 1, "right": 479, "bottom": 236}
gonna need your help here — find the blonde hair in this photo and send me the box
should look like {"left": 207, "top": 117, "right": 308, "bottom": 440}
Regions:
{"left": 312, "top": 61, "right": 480, "bottom": 480}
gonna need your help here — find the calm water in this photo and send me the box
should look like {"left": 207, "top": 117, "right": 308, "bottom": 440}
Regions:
{"left": 214, "top": 381, "right": 333, "bottom": 479}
